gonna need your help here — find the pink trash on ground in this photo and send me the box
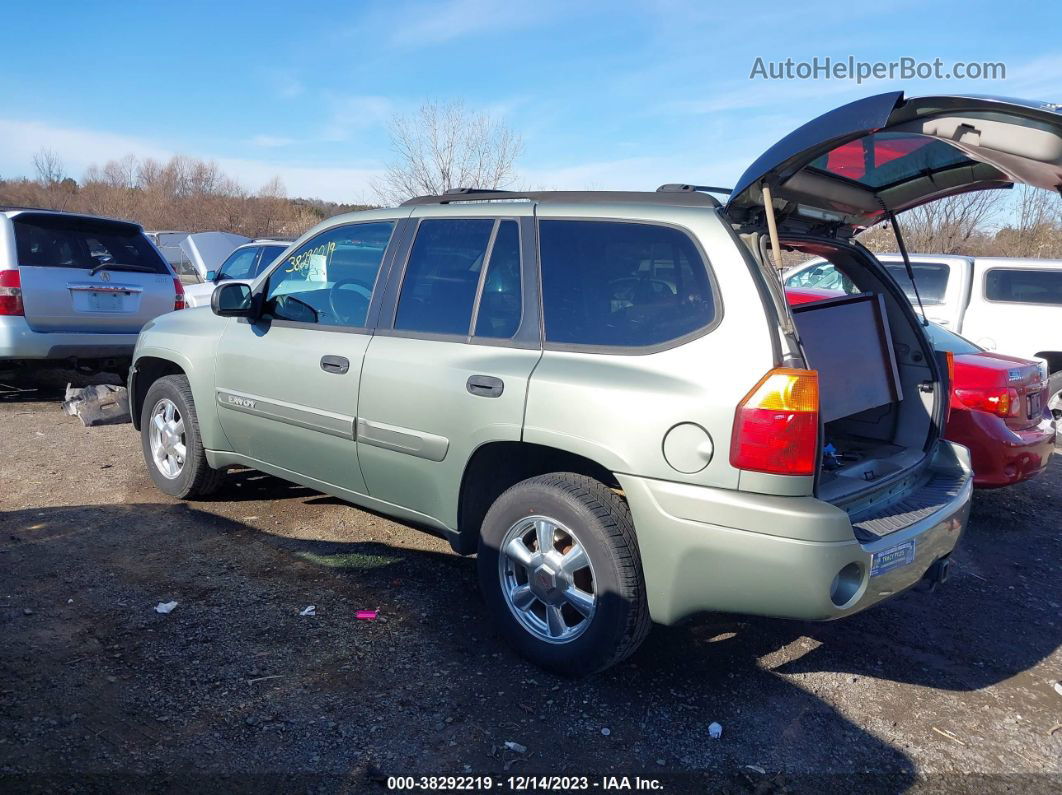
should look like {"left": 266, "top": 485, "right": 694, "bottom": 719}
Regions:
{"left": 356, "top": 610, "right": 378, "bottom": 621}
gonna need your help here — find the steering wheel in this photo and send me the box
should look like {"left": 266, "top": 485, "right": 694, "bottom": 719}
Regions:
{"left": 328, "top": 279, "right": 373, "bottom": 325}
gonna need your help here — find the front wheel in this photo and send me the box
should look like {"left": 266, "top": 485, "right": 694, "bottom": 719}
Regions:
{"left": 140, "top": 375, "right": 226, "bottom": 499}
{"left": 477, "top": 473, "right": 651, "bottom": 676}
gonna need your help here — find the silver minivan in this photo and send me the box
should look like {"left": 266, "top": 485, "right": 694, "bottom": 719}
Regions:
{"left": 129, "top": 92, "right": 1062, "bottom": 674}
{"left": 0, "top": 209, "right": 185, "bottom": 374}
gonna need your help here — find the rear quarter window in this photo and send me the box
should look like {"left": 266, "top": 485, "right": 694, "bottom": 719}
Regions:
{"left": 984, "top": 268, "right": 1062, "bottom": 305}
{"left": 539, "top": 220, "right": 717, "bottom": 349}
{"left": 13, "top": 213, "right": 169, "bottom": 274}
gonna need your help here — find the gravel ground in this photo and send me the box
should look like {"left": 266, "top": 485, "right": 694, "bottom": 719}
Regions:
{"left": 1, "top": 376, "right": 1060, "bottom": 793}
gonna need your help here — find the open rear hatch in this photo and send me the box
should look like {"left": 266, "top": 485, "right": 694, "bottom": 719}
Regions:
{"left": 722, "top": 91, "right": 1062, "bottom": 517}
{"left": 724, "top": 92, "right": 1062, "bottom": 232}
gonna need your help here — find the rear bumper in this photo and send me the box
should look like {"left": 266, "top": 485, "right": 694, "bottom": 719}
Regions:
{"left": 0, "top": 316, "right": 137, "bottom": 361}
{"left": 945, "top": 408, "right": 1056, "bottom": 488}
{"left": 620, "top": 441, "right": 973, "bottom": 625}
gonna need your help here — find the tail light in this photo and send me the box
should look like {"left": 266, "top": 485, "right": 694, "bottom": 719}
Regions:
{"left": 172, "top": 278, "right": 186, "bottom": 310}
{"left": 953, "top": 387, "right": 1020, "bottom": 418}
{"left": 0, "top": 270, "right": 24, "bottom": 316}
{"left": 944, "top": 351, "right": 955, "bottom": 425}
{"left": 730, "top": 368, "right": 819, "bottom": 476}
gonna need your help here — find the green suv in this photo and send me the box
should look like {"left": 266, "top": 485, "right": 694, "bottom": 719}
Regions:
{"left": 130, "top": 92, "right": 1062, "bottom": 674}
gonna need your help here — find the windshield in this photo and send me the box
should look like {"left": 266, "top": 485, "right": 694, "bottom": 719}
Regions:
{"left": 923, "top": 321, "right": 982, "bottom": 354}
{"left": 13, "top": 213, "right": 169, "bottom": 274}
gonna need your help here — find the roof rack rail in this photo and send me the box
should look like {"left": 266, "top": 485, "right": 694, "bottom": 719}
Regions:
{"left": 656, "top": 184, "right": 732, "bottom": 196}
{"left": 401, "top": 188, "right": 720, "bottom": 207}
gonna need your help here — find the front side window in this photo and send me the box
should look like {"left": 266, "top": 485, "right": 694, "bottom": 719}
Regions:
{"left": 216, "top": 247, "right": 258, "bottom": 281}
{"left": 394, "top": 219, "right": 494, "bottom": 335}
{"left": 265, "top": 221, "right": 394, "bottom": 327}
{"left": 984, "top": 268, "right": 1062, "bottom": 305}
{"left": 883, "top": 262, "right": 950, "bottom": 305}
{"left": 539, "top": 220, "right": 715, "bottom": 347}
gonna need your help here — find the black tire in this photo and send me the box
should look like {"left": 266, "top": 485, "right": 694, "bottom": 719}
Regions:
{"left": 1048, "top": 371, "right": 1062, "bottom": 420}
{"left": 477, "top": 473, "right": 651, "bottom": 676}
{"left": 140, "top": 374, "right": 226, "bottom": 499}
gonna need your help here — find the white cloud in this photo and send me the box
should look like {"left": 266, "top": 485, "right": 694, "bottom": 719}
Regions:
{"left": 388, "top": 0, "right": 554, "bottom": 45}
{"left": 268, "top": 70, "right": 305, "bottom": 99}
{"left": 319, "top": 94, "right": 395, "bottom": 142}
{"left": 0, "top": 118, "right": 170, "bottom": 177}
{"left": 248, "top": 134, "right": 295, "bottom": 148}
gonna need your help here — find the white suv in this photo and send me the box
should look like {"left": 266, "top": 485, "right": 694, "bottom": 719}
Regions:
{"left": 0, "top": 208, "right": 185, "bottom": 375}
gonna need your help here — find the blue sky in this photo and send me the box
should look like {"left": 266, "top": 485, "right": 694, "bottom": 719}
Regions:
{"left": 1, "top": 0, "right": 1060, "bottom": 202}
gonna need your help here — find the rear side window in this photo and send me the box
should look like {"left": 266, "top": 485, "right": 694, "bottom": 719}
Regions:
{"left": 395, "top": 219, "right": 494, "bottom": 335}
{"left": 474, "top": 220, "right": 522, "bottom": 339}
{"left": 883, "top": 262, "right": 950, "bottom": 305}
{"left": 539, "top": 220, "right": 715, "bottom": 348}
{"left": 13, "top": 213, "right": 168, "bottom": 274}
{"left": 984, "top": 268, "right": 1062, "bottom": 305}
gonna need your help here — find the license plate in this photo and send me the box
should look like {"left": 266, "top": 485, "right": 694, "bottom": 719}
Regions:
{"left": 1028, "top": 390, "right": 1042, "bottom": 418}
{"left": 88, "top": 291, "right": 123, "bottom": 311}
{"left": 870, "top": 540, "right": 916, "bottom": 577}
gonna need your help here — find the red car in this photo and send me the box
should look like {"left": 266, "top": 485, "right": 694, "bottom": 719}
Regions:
{"left": 786, "top": 287, "right": 1055, "bottom": 488}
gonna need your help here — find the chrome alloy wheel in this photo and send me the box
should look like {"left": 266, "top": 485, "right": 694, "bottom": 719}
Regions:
{"left": 498, "top": 515, "right": 597, "bottom": 644}
{"left": 149, "top": 398, "right": 186, "bottom": 480}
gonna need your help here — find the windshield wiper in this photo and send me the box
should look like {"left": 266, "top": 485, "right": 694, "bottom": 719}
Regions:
{"left": 89, "top": 262, "right": 159, "bottom": 276}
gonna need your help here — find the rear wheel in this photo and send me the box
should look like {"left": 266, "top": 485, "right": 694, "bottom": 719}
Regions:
{"left": 477, "top": 473, "right": 651, "bottom": 676}
{"left": 140, "top": 375, "right": 225, "bottom": 499}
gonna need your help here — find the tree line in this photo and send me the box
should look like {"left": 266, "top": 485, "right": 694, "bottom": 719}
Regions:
{"left": 0, "top": 150, "right": 370, "bottom": 239}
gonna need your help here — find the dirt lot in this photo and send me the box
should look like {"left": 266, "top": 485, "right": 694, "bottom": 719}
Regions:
{"left": 1, "top": 377, "right": 1060, "bottom": 793}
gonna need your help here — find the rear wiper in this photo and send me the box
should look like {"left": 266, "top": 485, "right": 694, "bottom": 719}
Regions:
{"left": 89, "top": 262, "right": 158, "bottom": 276}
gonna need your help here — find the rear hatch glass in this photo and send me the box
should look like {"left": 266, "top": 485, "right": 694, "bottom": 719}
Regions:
{"left": 13, "top": 213, "right": 176, "bottom": 334}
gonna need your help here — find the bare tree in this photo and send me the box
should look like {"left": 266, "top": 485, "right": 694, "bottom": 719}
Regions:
{"left": 374, "top": 100, "right": 523, "bottom": 204}
{"left": 32, "top": 148, "right": 65, "bottom": 184}
{"left": 992, "top": 185, "right": 1062, "bottom": 258}
{"left": 859, "top": 190, "right": 1004, "bottom": 255}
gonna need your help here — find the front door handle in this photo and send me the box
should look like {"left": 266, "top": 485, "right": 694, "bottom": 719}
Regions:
{"left": 466, "top": 374, "right": 504, "bottom": 398}
{"left": 320, "top": 355, "right": 350, "bottom": 374}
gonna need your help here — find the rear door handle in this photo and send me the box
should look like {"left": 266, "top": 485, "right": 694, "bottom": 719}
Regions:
{"left": 320, "top": 355, "right": 350, "bottom": 374}
{"left": 466, "top": 374, "right": 504, "bottom": 398}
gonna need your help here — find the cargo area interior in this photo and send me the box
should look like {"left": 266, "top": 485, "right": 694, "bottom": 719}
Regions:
{"left": 782, "top": 240, "right": 943, "bottom": 510}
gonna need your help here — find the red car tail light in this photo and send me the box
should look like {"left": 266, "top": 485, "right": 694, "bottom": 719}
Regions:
{"left": 944, "top": 351, "right": 955, "bottom": 425}
{"left": 730, "top": 368, "right": 819, "bottom": 476}
{"left": 0, "top": 270, "right": 24, "bottom": 316}
{"left": 173, "top": 278, "right": 186, "bottom": 310}
{"left": 953, "top": 386, "right": 1020, "bottom": 418}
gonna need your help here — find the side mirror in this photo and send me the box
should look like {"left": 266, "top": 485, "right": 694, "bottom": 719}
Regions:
{"left": 211, "top": 282, "right": 256, "bottom": 318}
{"left": 206, "top": 270, "right": 217, "bottom": 282}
